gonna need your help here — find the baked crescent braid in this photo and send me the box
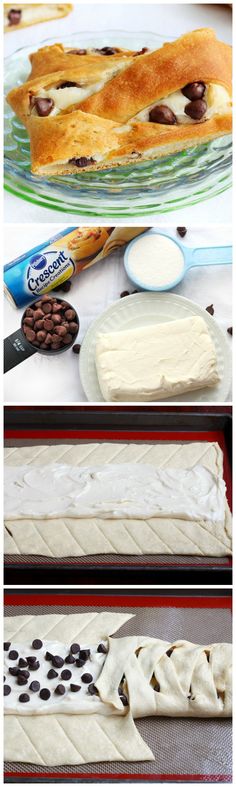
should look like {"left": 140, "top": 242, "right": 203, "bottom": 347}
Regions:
{"left": 97, "top": 637, "right": 232, "bottom": 719}
{"left": 4, "top": 4, "right": 72, "bottom": 32}
{"left": 6, "top": 28, "right": 232, "bottom": 175}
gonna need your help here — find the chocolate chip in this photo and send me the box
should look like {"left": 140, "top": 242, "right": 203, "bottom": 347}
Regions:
{"left": 69, "top": 322, "right": 78, "bottom": 335}
{"left": 61, "top": 280, "right": 72, "bottom": 293}
{"left": 47, "top": 668, "right": 58, "bottom": 679}
{"left": 182, "top": 82, "right": 206, "bottom": 101}
{"left": 65, "top": 308, "right": 76, "bottom": 321}
{"left": 4, "top": 676, "right": 6, "bottom": 682}
{"left": 72, "top": 343, "right": 81, "bottom": 354}
{"left": 4, "top": 642, "right": 11, "bottom": 651}
{"left": 81, "top": 673, "right": 93, "bottom": 684}
{"left": 62, "top": 333, "right": 72, "bottom": 345}
{"left": 70, "top": 643, "right": 80, "bottom": 655}
{"left": 97, "top": 643, "right": 108, "bottom": 654}
{"left": 55, "top": 684, "right": 66, "bottom": 695}
{"left": 25, "top": 308, "right": 34, "bottom": 317}
{"left": 134, "top": 47, "right": 149, "bottom": 56}
{"left": 52, "top": 656, "right": 64, "bottom": 669}
{"left": 80, "top": 649, "right": 90, "bottom": 661}
{"left": 70, "top": 683, "right": 81, "bottom": 692}
{"left": 65, "top": 654, "right": 76, "bottom": 664}
{"left": 34, "top": 98, "right": 54, "bottom": 117}
{"left": 166, "top": 648, "right": 174, "bottom": 658}
{"left": 17, "top": 675, "right": 28, "bottom": 686}
{"left": 206, "top": 304, "right": 214, "bottom": 315}
{"left": 52, "top": 303, "right": 63, "bottom": 313}
{"left": 96, "top": 47, "right": 118, "bottom": 55}
{"left": 177, "top": 226, "right": 187, "bottom": 238}
{"left": 227, "top": 326, "right": 233, "bottom": 335}
{"left": 18, "top": 670, "right": 30, "bottom": 679}
{"left": 8, "top": 9, "right": 22, "bottom": 25}
{"left": 55, "top": 325, "right": 67, "bottom": 337}
{"left": 76, "top": 658, "right": 86, "bottom": 668}
{"left": 52, "top": 314, "right": 62, "bottom": 325}
{"left": 24, "top": 317, "right": 34, "bottom": 327}
{"left": 119, "top": 693, "right": 129, "bottom": 706}
{"left": 43, "top": 318, "right": 54, "bottom": 331}
{"left": 29, "top": 681, "right": 40, "bottom": 692}
{"left": 19, "top": 693, "right": 30, "bottom": 703}
{"left": 51, "top": 342, "right": 61, "bottom": 350}
{"left": 185, "top": 99, "right": 207, "bottom": 120}
{"left": 24, "top": 327, "right": 36, "bottom": 343}
{"left": 9, "top": 650, "right": 18, "bottom": 660}
{"left": 42, "top": 303, "right": 52, "bottom": 315}
{"left": 27, "top": 656, "right": 37, "bottom": 665}
{"left": 40, "top": 688, "right": 51, "bottom": 700}
{"left": 29, "top": 660, "right": 40, "bottom": 671}
{"left": 57, "top": 81, "right": 81, "bottom": 89}
{"left": 69, "top": 157, "right": 95, "bottom": 168}
{"left": 4, "top": 684, "right": 11, "bottom": 696}
{"left": 34, "top": 319, "right": 44, "bottom": 331}
{"left": 9, "top": 667, "right": 19, "bottom": 676}
{"left": 87, "top": 683, "right": 99, "bottom": 695}
{"left": 149, "top": 105, "right": 177, "bottom": 125}
{"left": 120, "top": 291, "right": 130, "bottom": 298}
{"left": 61, "top": 669, "right": 72, "bottom": 681}
{"left": 18, "top": 658, "right": 28, "bottom": 668}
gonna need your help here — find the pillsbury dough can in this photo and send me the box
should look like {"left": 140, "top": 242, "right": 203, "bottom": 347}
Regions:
{"left": 4, "top": 227, "right": 78, "bottom": 307}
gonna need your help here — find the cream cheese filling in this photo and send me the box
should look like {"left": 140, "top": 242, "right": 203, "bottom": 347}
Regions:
{"left": 4, "top": 639, "right": 116, "bottom": 715}
{"left": 32, "top": 62, "right": 130, "bottom": 116}
{"left": 4, "top": 463, "right": 226, "bottom": 522}
{"left": 132, "top": 84, "right": 231, "bottom": 124}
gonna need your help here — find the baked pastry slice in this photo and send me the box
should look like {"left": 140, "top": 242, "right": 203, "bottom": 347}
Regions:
{"left": 6, "top": 27, "right": 232, "bottom": 175}
{"left": 4, "top": 4, "right": 72, "bottom": 32}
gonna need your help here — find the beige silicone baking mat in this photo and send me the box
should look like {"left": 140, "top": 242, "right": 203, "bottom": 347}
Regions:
{"left": 4, "top": 599, "right": 232, "bottom": 781}
{"left": 4, "top": 438, "right": 231, "bottom": 569}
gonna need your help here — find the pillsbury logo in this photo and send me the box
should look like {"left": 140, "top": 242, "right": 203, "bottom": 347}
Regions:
{"left": 26, "top": 249, "right": 75, "bottom": 293}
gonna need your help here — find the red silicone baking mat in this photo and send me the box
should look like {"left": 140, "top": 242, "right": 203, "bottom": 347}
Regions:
{"left": 4, "top": 428, "right": 232, "bottom": 569}
{"left": 4, "top": 591, "right": 232, "bottom": 783}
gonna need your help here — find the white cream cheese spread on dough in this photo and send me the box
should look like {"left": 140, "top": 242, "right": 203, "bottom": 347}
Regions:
{"left": 4, "top": 639, "right": 113, "bottom": 715}
{"left": 127, "top": 234, "right": 184, "bottom": 287}
{"left": 133, "top": 84, "right": 232, "bottom": 124}
{"left": 4, "top": 463, "right": 226, "bottom": 523}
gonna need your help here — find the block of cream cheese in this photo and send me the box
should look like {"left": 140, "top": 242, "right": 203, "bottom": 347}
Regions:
{"left": 95, "top": 316, "right": 220, "bottom": 401}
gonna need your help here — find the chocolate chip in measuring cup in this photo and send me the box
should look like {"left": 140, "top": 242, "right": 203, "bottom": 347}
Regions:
{"left": 22, "top": 296, "right": 79, "bottom": 352}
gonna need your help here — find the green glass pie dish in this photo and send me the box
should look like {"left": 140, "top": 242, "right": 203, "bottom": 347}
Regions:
{"left": 4, "top": 30, "right": 232, "bottom": 217}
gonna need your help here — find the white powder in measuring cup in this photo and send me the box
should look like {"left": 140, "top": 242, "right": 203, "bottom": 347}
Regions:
{"left": 127, "top": 234, "right": 185, "bottom": 287}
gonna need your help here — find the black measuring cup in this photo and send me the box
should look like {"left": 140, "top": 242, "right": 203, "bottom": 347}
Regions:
{"left": 4, "top": 296, "right": 79, "bottom": 373}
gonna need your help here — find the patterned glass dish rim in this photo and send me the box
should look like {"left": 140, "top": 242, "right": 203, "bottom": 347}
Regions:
{"left": 4, "top": 29, "right": 232, "bottom": 218}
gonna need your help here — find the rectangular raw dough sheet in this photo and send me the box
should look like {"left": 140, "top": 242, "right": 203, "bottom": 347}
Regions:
{"left": 4, "top": 613, "right": 153, "bottom": 766}
{"left": 95, "top": 316, "right": 220, "bottom": 401}
{"left": 4, "top": 441, "right": 232, "bottom": 557}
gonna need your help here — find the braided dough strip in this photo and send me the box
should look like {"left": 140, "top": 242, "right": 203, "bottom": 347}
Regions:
{"left": 4, "top": 442, "right": 232, "bottom": 557}
{"left": 97, "top": 636, "right": 232, "bottom": 718}
{"left": 28, "top": 43, "right": 136, "bottom": 81}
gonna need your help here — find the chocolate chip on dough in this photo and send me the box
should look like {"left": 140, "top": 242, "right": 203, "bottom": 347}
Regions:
{"left": 68, "top": 49, "right": 87, "bottom": 55}
{"left": 182, "top": 82, "right": 206, "bottom": 101}
{"left": 87, "top": 683, "right": 99, "bottom": 695}
{"left": 45, "top": 652, "right": 53, "bottom": 662}
{"left": 40, "top": 688, "right": 51, "bottom": 700}
{"left": 4, "top": 685, "right": 11, "bottom": 696}
{"left": 185, "top": 99, "right": 207, "bottom": 120}
{"left": 52, "top": 655, "right": 64, "bottom": 669}
{"left": 80, "top": 649, "right": 90, "bottom": 661}
{"left": 55, "top": 684, "right": 66, "bottom": 695}
{"left": 34, "top": 98, "right": 54, "bottom": 117}
{"left": 149, "top": 105, "right": 177, "bottom": 125}
{"left": 97, "top": 643, "right": 108, "bottom": 654}
{"left": 119, "top": 693, "right": 129, "bottom": 706}
{"left": 32, "top": 639, "right": 43, "bottom": 650}
{"left": 4, "top": 642, "right": 11, "bottom": 651}
{"left": 58, "top": 81, "right": 81, "bottom": 89}
{"left": 47, "top": 668, "right": 58, "bottom": 679}
{"left": 8, "top": 650, "right": 18, "bottom": 660}
{"left": 76, "top": 658, "right": 86, "bottom": 668}
{"left": 9, "top": 666, "right": 19, "bottom": 676}
{"left": 96, "top": 47, "right": 118, "bottom": 55}
{"left": 70, "top": 683, "right": 81, "bottom": 692}
{"left": 27, "top": 655, "right": 37, "bottom": 665}
{"left": 81, "top": 673, "right": 93, "bottom": 684}
{"left": 17, "top": 675, "right": 28, "bottom": 686}
{"left": 134, "top": 47, "right": 149, "bottom": 56}
{"left": 65, "top": 654, "right": 76, "bottom": 664}
{"left": 61, "top": 669, "right": 72, "bottom": 681}
{"left": 18, "top": 658, "right": 28, "bottom": 668}
{"left": 29, "top": 660, "right": 40, "bottom": 671}
{"left": 70, "top": 643, "right": 80, "bottom": 655}
{"left": 29, "top": 681, "right": 40, "bottom": 692}
{"left": 19, "top": 693, "right": 30, "bottom": 703}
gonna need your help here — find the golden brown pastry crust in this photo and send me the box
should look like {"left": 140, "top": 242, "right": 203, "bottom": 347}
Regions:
{"left": 6, "top": 28, "right": 232, "bottom": 176}
{"left": 80, "top": 29, "right": 232, "bottom": 122}
{"left": 4, "top": 4, "right": 73, "bottom": 33}
{"left": 28, "top": 44, "right": 135, "bottom": 80}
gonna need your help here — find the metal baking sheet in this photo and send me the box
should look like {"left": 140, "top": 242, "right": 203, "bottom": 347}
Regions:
{"left": 4, "top": 591, "right": 232, "bottom": 783}
{"left": 4, "top": 421, "right": 232, "bottom": 573}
